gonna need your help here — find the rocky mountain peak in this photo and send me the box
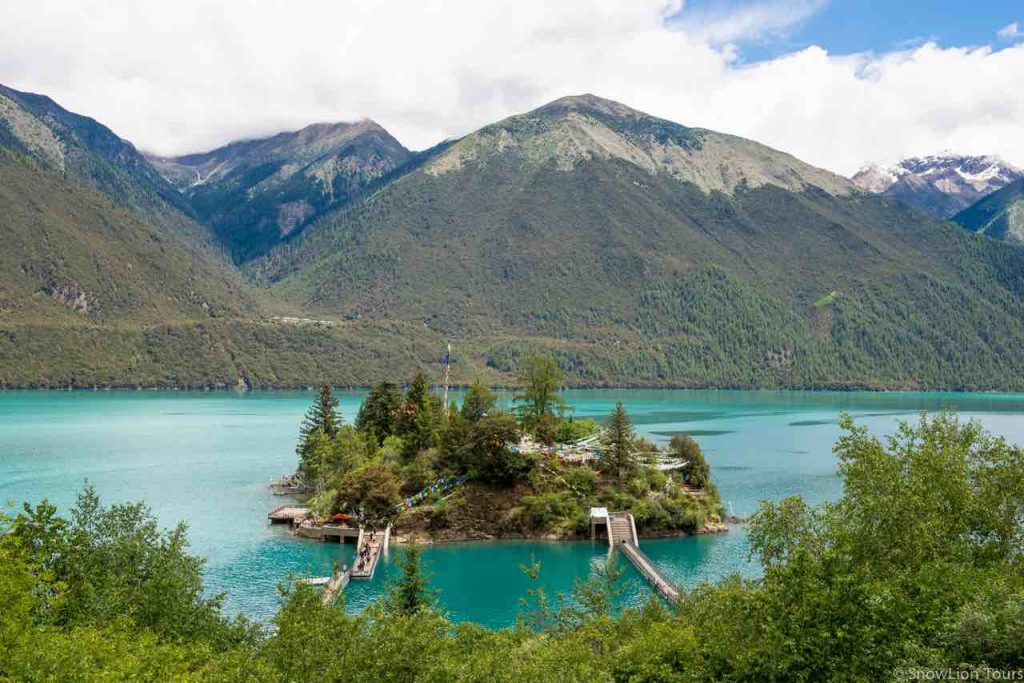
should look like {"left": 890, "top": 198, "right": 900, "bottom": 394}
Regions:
{"left": 852, "top": 154, "right": 1024, "bottom": 217}
{"left": 425, "top": 94, "right": 851, "bottom": 197}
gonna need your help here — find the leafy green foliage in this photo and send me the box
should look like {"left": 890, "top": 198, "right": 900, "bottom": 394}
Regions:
{"left": 4, "top": 415, "right": 1021, "bottom": 679}
{"left": 670, "top": 435, "right": 711, "bottom": 489}
{"left": 513, "top": 354, "right": 567, "bottom": 433}
{"left": 336, "top": 462, "right": 402, "bottom": 526}
{"left": 554, "top": 417, "right": 600, "bottom": 444}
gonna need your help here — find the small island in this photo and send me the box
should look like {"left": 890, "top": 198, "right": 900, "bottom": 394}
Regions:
{"left": 270, "top": 354, "right": 726, "bottom": 559}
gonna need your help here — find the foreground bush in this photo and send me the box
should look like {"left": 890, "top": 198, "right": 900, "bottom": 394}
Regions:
{"left": 2, "top": 413, "right": 1021, "bottom": 681}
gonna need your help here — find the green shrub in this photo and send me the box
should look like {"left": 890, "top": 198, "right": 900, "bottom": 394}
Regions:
{"left": 520, "top": 492, "right": 580, "bottom": 532}
{"left": 565, "top": 467, "right": 598, "bottom": 496}
{"left": 554, "top": 418, "right": 601, "bottom": 444}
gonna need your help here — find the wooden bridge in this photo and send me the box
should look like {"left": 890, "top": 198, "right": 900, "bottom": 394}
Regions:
{"left": 590, "top": 508, "right": 681, "bottom": 602}
{"left": 350, "top": 525, "right": 390, "bottom": 580}
{"left": 292, "top": 523, "right": 391, "bottom": 603}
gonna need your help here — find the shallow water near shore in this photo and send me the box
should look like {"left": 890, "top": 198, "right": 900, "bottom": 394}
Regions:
{"left": 2, "top": 388, "right": 1024, "bottom": 627}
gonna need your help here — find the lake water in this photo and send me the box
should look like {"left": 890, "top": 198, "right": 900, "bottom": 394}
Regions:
{"left": 2, "top": 389, "right": 1024, "bottom": 627}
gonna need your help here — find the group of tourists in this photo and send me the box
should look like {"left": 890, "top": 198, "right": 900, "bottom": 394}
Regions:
{"left": 354, "top": 526, "right": 378, "bottom": 573}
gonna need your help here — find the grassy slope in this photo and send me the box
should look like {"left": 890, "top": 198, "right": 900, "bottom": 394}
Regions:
{"left": 0, "top": 151, "right": 256, "bottom": 323}
{"left": 0, "top": 151, "right": 467, "bottom": 388}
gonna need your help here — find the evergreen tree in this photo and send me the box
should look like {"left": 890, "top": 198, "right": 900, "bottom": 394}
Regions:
{"left": 296, "top": 385, "right": 341, "bottom": 478}
{"left": 671, "top": 434, "right": 711, "bottom": 489}
{"left": 384, "top": 545, "right": 438, "bottom": 615}
{"left": 513, "top": 354, "right": 566, "bottom": 433}
{"left": 460, "top": 380, "right": 497, "bottom": 423}
{"left": 356, "top": 381, "right": 402, "bottom": 444}
{"left": 399, "top": 373, "right": 437, "bottom": 458}
{"left": 599, "top": 401, "right": 637, "bottom": 479}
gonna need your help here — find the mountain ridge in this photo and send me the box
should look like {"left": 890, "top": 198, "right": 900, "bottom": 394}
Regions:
{"left": 251, "top": 94, "right": 1024, "bottom": 390}
{"left": 424, "top": 93, "right": 853, "bottom": 197}
{"left": 852, "top": 154, "right": 1024, "bottom": 218}
{"left": 147, "top": 118, "right": 412, "bottom": 260}
{"left": 954, "top": 177, "right": 1024, "bottom": 244}
{"left": 3, "top": 88, "right": 1024, "bottom": 389}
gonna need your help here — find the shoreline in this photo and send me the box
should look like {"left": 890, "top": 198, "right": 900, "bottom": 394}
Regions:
{"left": 0, "top": 384, "right": 1019, "bottom": 394}
{"left": 370, "top": 519, "right": 738, "bottom": 547}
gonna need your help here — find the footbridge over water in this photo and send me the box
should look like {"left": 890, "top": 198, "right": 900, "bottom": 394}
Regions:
{"left": 589, "top": 508, "right": 681, "bottom": 603}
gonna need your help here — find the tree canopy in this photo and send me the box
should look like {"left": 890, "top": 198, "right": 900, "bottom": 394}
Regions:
{"left": 296, "top": 384, "right": 342, "bottom": 480}
{"left": 513, "top": 355, "right": 566, "bottom": 433}
{"left": 3, "top": 414, "right": 1022, "bottom": 679}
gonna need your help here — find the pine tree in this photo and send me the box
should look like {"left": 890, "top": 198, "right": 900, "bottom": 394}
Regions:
{"left": 356, "top": 381, "right": 402, "bottom": 444}
{"left": 384, "top": 545, "right": 438, "bottom": 615}
{"left": 600, "top": 401, "right": 637, "bottom": 479}
{"left": 296, "top": 384, "right": 341, "bottom": 479}
{"left": 398, "top": 373, "right": 437, "bottom": 458}
{"left": 460, "top": 380, "right": 497, "bottom": 423}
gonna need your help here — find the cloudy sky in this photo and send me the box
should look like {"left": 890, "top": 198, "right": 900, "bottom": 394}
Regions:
{"left": 1, "top": 0, "right": 1022, "bottom": 175}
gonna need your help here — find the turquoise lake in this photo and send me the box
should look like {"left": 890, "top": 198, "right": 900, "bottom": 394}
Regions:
{"left": 2, "top": 389, "right": 1024, "bottom": 628}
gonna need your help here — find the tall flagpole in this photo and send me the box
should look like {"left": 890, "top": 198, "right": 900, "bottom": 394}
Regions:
{"left": 442, "top": 343, "right": 451, "bottom": 409}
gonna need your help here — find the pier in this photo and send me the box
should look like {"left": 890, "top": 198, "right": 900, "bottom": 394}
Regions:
{"left": 350, "top": 525, "right": 390, "bottom": 580}
{"left": 590, "top": 508, "right": 680, "bottom": 602}
{"left": 268, "top": 505, "right": 310, "bottom": 525}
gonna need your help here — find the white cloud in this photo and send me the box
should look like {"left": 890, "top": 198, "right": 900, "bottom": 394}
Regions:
{"left": 669, "top": 0, "right": 828, "bottom": 46}
{"left": 1, "top": 0, "right": 1023, "bottom": 176}
{"left": 997, "top": 22, "right": 1021, "bottom": 39}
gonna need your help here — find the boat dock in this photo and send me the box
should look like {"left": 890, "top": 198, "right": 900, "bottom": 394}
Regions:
{"left": 294, "top": 519, "right": 362, "bottom": 543}
{"left": 268, "top": 505, "right": 311, "bottom": 525}
{"left": 283, "top": 517, "right": 392, "bottom": 601}
{"left": 589, "top": 508, "right": 680, "bottom": 602}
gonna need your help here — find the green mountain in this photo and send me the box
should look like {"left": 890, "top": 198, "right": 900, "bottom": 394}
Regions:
{"left": 254, "top": 94, "right": 1024, "bottom": 389}
{"left": 0, "top": 85, "right": 443, "bottom": 388}
{"left": 0, "top": 85, "right": 258, "bottom": 321}
{"left": 954, "top": 178, "right": 1024, "bottom": 245}
{"left": 147, "top": 121, "right": 411, "bottom": 261}
{"left": 3, "top": 89, "right": 1024, "bottom": 389}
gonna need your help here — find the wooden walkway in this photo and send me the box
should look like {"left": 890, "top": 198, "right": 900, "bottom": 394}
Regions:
{"left": 350, "top": 525, "right": 390, "bottom": 580}
{"left": 322, "top": 570, "right": 350, "bottom": 604}
{"left": 295, "top": 524, "right": 391, "bottom": 603}
{"left": 606, "top": 511, "right": 681, "bottom": 603}
{"left": 619, "top": 542, "right": 680, "bottom": 602}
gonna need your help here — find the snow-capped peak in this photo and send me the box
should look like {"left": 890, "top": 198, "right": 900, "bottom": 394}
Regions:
{"left": 851, "top": 154, "right": 1024, "bottom": 218}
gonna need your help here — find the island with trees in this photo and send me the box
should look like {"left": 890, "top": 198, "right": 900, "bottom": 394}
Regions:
{"left": 4, "top": 413, "right": 1022, "bottom": 679}
{"left": 283, "top": 354, "right": 726, "bottom": 544}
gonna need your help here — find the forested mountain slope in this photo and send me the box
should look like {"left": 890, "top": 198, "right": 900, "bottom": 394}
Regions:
{"left": 0, "top": 87, "right": 437, "bottom": 388}
{"left": 147, "top": 121, "right": 411, "bottom": 260}
{"left": 254, "top": 95, "right": 1024, "bottom": 389}
{"left": 954, "top": 177, "right": 1024, "bottom": 245}
{"left": 2, "top": 88, "right": 1024, "bottom": 388}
